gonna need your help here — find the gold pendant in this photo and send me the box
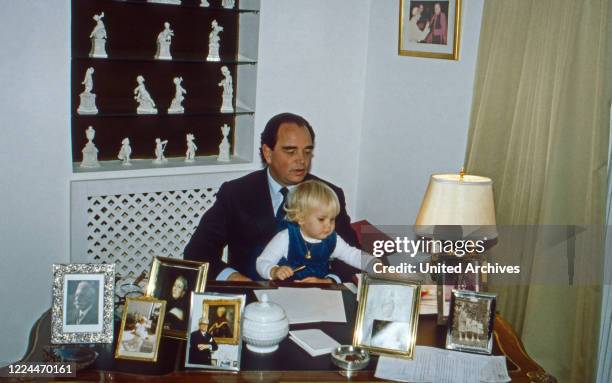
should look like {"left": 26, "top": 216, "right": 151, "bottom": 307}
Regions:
{"left": 305, "top": 250, "right": 312, "bottom": 259}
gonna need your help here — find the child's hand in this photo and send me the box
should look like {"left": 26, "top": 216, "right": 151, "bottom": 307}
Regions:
{"left": 271, "top": 266, "right": 294, "bottom": 280}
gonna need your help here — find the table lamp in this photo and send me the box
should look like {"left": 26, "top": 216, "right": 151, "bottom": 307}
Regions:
{"left": 414, "top": 169, "right": 497, "bottom": 252}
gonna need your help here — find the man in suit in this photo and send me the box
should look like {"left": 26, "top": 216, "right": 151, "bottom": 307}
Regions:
{"left": 184, "top": 112, "right": 359, "bottom": 282}
{"left": 188, "top": 317, "right": 218, "bottom": 365}
{"left": 66, "top": 281, "right": 99, "bottom": 325}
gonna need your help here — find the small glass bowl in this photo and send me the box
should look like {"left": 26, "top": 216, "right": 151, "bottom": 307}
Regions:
{"left": 331, "top": 345, "right": 370, "bottom": 371}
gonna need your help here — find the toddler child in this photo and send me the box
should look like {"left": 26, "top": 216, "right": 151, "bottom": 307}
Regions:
{"left": 256, "top": 180, "right": 372, "bottom": 281}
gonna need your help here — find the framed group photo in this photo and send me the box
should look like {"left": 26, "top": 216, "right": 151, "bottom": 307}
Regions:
{"left": 185, "top": 292, "right": 246, "bottom": 371}
{"left": 446, "top": 290, "right": 496, "bottom": 354}
{"left": 115, "top": 296, "right": 166, "bottom": 362}
{"left": 145, "top": 256, "right": 209, "bottom": 338}
{"left": 353, "top": 275, "right": 421, "bottom": 358}
{"left": 51, "top": 263, "right": 115, "bottom": 344}
{"left": 398, "top": 0, "right": 462, "bottom": 60}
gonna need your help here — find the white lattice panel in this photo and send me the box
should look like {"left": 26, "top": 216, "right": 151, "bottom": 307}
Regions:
{"left": 85, "top": 188, "right": 218, "bottom": 277}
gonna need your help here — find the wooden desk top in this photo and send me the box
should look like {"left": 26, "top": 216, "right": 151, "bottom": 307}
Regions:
{"left": 17, "top": 281, "right": 556, "bottom": 382}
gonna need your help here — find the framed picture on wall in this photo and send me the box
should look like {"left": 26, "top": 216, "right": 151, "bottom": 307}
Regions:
{"left": 398, "top": 0, "right": 462, "bottom": 60}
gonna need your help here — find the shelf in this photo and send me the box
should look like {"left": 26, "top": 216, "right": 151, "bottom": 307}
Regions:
{"left": 105, "top": 0, "right": 259, "bottom": 13}
{"left": 71, "top": 154, "right": 259, "bottom": 180}
{"left": 73, "top": 54, "right": 257, "bottom": 65}
{"left": 74, "top": 106, "right": 254, "bottom": 118}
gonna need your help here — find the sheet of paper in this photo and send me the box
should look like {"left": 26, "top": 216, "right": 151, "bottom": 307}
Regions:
{"left": 254, "top": 287, "right": 346, "bottom": 324}
{"left": 374, "top": 346, "right": 510, "bottom": 383}
{"left": 289, "top": 329, "right": 340, "bottom": 357}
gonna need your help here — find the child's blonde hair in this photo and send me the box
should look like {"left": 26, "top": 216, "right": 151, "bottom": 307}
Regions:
{"left": 284, "top": 180, "right": 340, "bottom": 222}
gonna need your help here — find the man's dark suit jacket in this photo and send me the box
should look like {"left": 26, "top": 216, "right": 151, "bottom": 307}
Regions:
{"left": 188, "top": 330, "right": 218, "bottom": 365}
{"left": 183, "top": 169, "right": 359, "bottom": 281}
{"left": 67, "top": 304, "right": 98, "bottom": 325}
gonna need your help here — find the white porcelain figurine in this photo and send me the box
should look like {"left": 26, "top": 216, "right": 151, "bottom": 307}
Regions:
{"left": 218, "top": 66, "right": 233, "bottom": 113}
{"left": 153, "top": 138, "right": 168, "bottom": 164}
{"left": 200, "top": 0, "right": 210, "bottom": 7}
{"left": 206, "top": 20, "right": 223, "bottom": 62}
{"left": 134, "top": 75, "right": 157, "bottom": 114}
{"left": 77, "top": 67, "right": 98, "bottom": 114}
{"left": 168, "top": 76, "right": 186, "bottom": 114}
{"left": 89, "top": 12, "right": 108, "bottom": 58}
{"left": 217, "top": 124, "right": 231, "bottom": 162}
{"left": 117, "top": 137, "right": 132, "bottom": 165}
{"left": 155, "top": 22, "right": 174, "bottom": 60}
{"left": 81, "top": 126, "right": 100, "bottom": 168}
{"left": 185, "top": 133, "right": 197, "bottom": 162}
{"left": 222, "top": 0, "right": 235, "bottom": 9}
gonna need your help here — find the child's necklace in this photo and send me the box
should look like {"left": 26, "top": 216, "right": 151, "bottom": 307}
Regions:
{"left": 303, "top": 238, "right": 312, "bottom": 259}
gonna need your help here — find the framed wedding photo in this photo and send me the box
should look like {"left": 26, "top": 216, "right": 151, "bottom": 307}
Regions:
{"left": 185, "top": 292, "right": 246, "bottom": 371}
{"left": 398, "top": 0, "right": 462, "bottom": 60}
{"left": 51, "top": 263, "right": 115, "bottom": 344}
{"left": 353, "top": 275, "right": 421, "bottom": 358}
{"left": 446, "top": 290, "right": 496, "bottom": 354}
{"left": 145, "top": 256, "right": 209, "bottom": 338}
{"left": 115, "top": 296, "right": 166, "bottom": 362}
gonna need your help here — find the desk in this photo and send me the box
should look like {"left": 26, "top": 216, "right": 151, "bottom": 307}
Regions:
{"left": 18, "top": 281, "right": 556, "bottom": 382}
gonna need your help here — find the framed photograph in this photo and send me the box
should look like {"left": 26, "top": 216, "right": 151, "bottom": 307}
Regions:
{"left": 51, "top": 263, "right": 115, "bottom": 344}
{"left": 398, "top": 0, "right": 462, "bottom": 60}
{"left": 185, "top": 292, "right": 246, "bottom": 371}
{"left": 145, "top": 256, "right": 209, "bottom": 338}
{"left": 115, "top": 296, "right": 166, "bottom": 362}
{"left": 446, "top": 290, "right": 496, "bottom": 354}
{"left": 353, "top": 275, "right": 421, "bottom": 358}
{"left": 436, "top": 258, "right": 482, "bottom": 324}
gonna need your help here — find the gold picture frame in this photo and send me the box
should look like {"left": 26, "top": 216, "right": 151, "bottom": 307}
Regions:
{"left": 353, "top": 275, "right": 421, "bottom": 359}
{"left": 398, "top": 0, "right": 462, "bottom": 60}
{"left": 115, "top": 296, "right": 166, "bottom": 362}
{"left": 202, "top": 299, "right": 241, "bottom": 345}
{"left": 145, "top": 256, "right": 209, "bottom": 339}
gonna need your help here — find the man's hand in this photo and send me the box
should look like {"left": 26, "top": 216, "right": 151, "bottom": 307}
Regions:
{"left": 197, "top": 343, "right": 211, "bottom": 351}
{"left": 271, "top": 266, "right": 293, "bottom": 280}
{"left": 227, "top": 272, "right": 252, "bottom": 282}
{"left": 296, "top": 276, "right": 333, "bottom": 284}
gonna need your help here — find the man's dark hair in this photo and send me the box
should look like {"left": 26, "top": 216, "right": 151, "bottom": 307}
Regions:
{"left": 259, "top": 113, "right": 315, "bottom": 163}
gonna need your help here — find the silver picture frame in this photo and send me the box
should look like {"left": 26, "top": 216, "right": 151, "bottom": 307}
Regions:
{"left": 51, "top": 263, "right": 115, "bottom": 344}
{"left": 446, "top": 289, "right": 497, "bottom": 354}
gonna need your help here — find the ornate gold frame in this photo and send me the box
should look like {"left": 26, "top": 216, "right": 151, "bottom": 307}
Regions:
{"left": 115, "top": 296, "right": 166, "bottom": 362}
{"left": 398, "top": 0, "right": 462, "bottom": 60}
{"left": 202, "top": 299, "right": 241, "bottom": 345}
{"left": 145, "top": 256, "right": 209, "bottom": 339}
{"left": 353, "top": 274, "right": 421, "bottom": 359}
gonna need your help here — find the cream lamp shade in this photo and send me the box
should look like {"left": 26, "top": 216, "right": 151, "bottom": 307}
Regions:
{"left": 414, "top": 173, "right": 497, "bottom": 240}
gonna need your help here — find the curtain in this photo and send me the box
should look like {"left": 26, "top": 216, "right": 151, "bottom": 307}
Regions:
{"left": 464, "top": 1, "right": 610, "bottom": 382}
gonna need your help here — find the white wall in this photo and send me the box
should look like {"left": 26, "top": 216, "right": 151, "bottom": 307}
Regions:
{"left": 0, "top": 0, "right": 71, "bottom": 365}
{"left": 355, "top": 0, "right": 484, "bottom": 224}
{"left": 255, "top": 0, "right": 371, "bottom": 217}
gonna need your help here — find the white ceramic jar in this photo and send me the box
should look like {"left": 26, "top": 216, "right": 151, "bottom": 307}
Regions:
{"left": 242, "top": 293, "right": 289, "bottom": 353}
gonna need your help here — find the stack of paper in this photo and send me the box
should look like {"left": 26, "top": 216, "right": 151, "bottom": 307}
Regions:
{"left": 289, "top": 329, "right": 340, "bottom": 357}
{"left": 374, "top": 346, "right": 510, "bottom": 383}
{"left": 254, "top": 287, "right": 346, "bottom": 324}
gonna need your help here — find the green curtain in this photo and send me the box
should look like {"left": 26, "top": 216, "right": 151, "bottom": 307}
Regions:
{"left": 464, "top": 0, "right": 610, "bottom": 381}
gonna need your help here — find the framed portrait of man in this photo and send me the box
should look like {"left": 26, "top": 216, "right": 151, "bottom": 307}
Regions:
{"left": 185, "top": 292, "right": 246, "bottom": 372}
{"left": 145, "top": 256, "right": 209, "bottom": 338}
{"left": 51, "top": 263, "right": 115, "bottom": 344}
{"left": 353, "top": 275, "right": 421, "bottom": 358}
{"left": 398, "top": 0, "right": 462, "bottom": 59}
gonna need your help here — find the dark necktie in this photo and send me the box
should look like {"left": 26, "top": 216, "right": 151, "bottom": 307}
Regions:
{"left": 276, "top": 187, "right": 288, "bottom": 221}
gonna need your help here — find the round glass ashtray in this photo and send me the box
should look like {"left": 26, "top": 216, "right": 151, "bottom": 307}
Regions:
{"left": 331, "top": 345, "right": 370, "bottom": 371}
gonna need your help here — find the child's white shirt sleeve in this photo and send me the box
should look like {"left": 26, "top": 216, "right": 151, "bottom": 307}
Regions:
{"left": 330, "top": 235, "right": 371, "bottom": 270}
{"left": 256, "top": 229, "right": 290, "bottom": 279}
